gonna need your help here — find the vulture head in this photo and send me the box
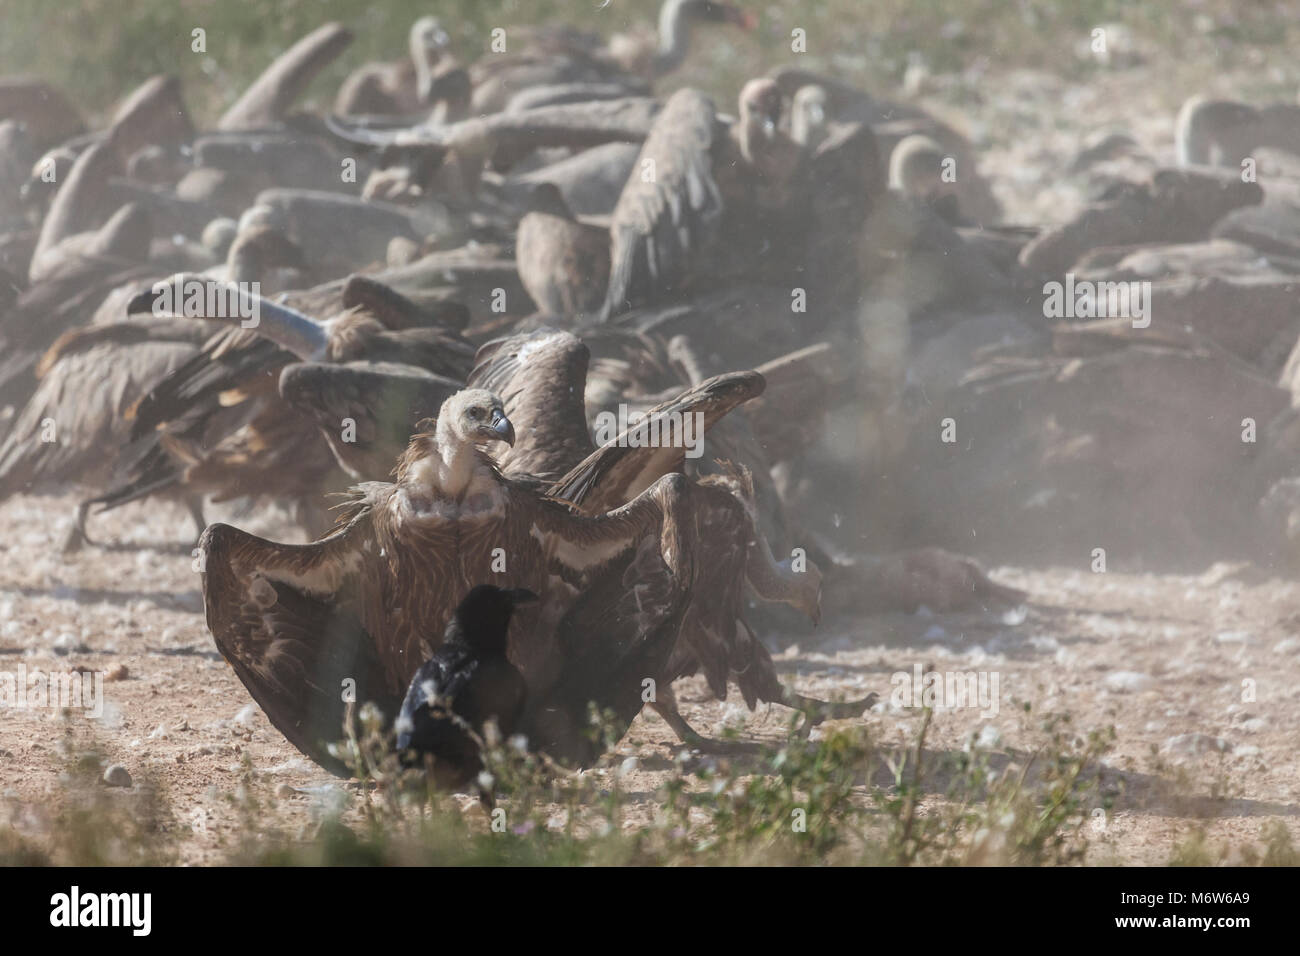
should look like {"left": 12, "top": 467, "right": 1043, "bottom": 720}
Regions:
{"left": 737, "top": 77, "right": 784, "bottom": 161}
{"left": 780, "top": 551, "right": 824, "bottom": 627}
{"left": 409, "top": 15, "right": 451, "bottom": 62}
{"left": 440, "top": 388, "right": 516, "bottom": 449}
{"left": 398, "top": 388, "right": 516, "bottom": 494}
{"left": 225, "top": 224, "right": 308, "bottom": 277}
{"left": 790, "top": 84, "right": 829, "bottom": 147}
{"left": 888, "top": 134, "right": 952, "bottom": 202}
{"left": 740, "top": 78, "right": 782, "bottom": 132}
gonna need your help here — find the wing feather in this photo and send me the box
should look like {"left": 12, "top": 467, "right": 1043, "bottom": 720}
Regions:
{"left": 600, "top": 89, "right": 724, "bottom": 319}
{"left": 199, "top": 505, "right": 395, "bottom": 776}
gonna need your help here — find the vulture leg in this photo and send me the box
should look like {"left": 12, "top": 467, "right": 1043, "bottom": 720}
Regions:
{"left": 184, "top": 495, "right": 207, "bottom": 541}
{"left": 649, "top": 685, "right": 761, "bottom": 754}
{"left": 60, "top": 499, "right": 94, "bottom": 553}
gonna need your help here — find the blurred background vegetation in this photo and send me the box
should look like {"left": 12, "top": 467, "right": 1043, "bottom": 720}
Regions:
{"left": 3, "top": 0, "right": 1300, "bottom": 124}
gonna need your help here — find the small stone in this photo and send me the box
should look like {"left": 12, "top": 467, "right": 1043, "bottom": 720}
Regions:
{"left": 1215, "top": 631, "right": 1253, "bottom": 645}
{"left": 52, "top": 633, "right": 87, "bottom": 655}
{"left": 275, "top": 783, "right": 296, "bottom": 800}
{"left": 1105, "top": 671, "right": 1154, "bottom": 693}
{"left": 103, "top": 764, "right": 132, "bottom": 788}
{"left": 104, "top": 664, "right": 129, "bottom": 682}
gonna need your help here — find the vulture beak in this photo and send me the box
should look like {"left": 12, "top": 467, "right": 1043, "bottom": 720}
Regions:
{"left": 489, "top": 409, "right": 516, "bottom": 446}
{"left": 727, "top": 6, "right": 759, "bottom": 30}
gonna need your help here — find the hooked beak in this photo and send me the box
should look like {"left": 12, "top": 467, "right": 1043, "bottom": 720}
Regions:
{"left": 489, "top": 409, "right": 515, "bottom": 446}
{"left": 727, "top": 6, "right": 759, "bottom": 30}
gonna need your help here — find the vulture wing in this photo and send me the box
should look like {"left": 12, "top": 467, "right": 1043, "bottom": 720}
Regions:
{"left": 468, "top": 328, "right": 595, "bottom": 480}
{"left": 279, "top": 360, "right": 461, "bottom": 480}
{"left": 199, "top": 493, "right": 394, "bottom": 776}
{"left": 326, "top": 96, "right": 659, "bottom": 155}
{"left": 600, "top": 88, "right": 724, "bottom": 319}
{"left": 548, "top": 370, "right": 764, "bottom": 513}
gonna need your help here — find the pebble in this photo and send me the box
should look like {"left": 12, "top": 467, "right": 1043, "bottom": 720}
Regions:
{"left": 102, "top": 764, "right": 132, "bottom": 788}
{"left": 1215, "top": 631, "right": 1253, "bottom": 645}
{"left": 104, "top": 663, "right": 129, "bottom": 682}
{"left": 1104, "top": 671, "right": 1154, "bottom": 693}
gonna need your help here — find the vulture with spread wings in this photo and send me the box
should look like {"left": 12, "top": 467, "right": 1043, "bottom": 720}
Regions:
{"left": 256, "top": 328, "right": 870, "bottom": 767}
{"left": 202, "top": 324, "right": 871, "bottom": 772}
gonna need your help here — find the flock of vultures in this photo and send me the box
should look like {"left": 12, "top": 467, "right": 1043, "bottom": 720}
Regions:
{"left": 3, "top": 2, "right": 1300, "bottom": 803}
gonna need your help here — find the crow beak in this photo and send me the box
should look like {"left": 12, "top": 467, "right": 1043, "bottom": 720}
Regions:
{"left": 507, "top": 588, "right": 540, "bottom": 607}
{"left": 490, "top": 409, "right": 515, "bottom": 446}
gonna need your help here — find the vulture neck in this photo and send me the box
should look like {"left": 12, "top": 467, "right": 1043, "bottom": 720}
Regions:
{"left": 224, "top": 238, "right": 268, "bottom": 284}
{"left": 651, "top": 0, "right": 694, "bottom": 76}
{"left": 406, "top": 424, "right": 494, "bottom": 502}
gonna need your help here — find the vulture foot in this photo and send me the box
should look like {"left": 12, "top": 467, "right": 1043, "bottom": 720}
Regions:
{"left": 783, "top": 690, "right": 879, "bottom": 729}
{"left": 651, "top": 700, "right": 761, "bottom": 754}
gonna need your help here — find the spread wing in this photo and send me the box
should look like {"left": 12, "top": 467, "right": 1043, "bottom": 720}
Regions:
{"left": 199, "top": 494, "right": 396, "bottom": 776}
{"left": 521, "top": 479, "right": 697, "bottom": 767}
{"left": 278, "top": 360, "right": 461, "bottom": 480}
{"left": 548, "top": 370, "right": 765, "bottom": 512}
{"left": 468, "top": 328, "right": 595, "bottom": 480}
{"left": 600, "top": 88, "right": 724, "bottom": 319}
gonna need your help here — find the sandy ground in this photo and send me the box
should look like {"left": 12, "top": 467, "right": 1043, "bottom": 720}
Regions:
{"left": 2, "top": 491, "right": 1297, "bottom": 864}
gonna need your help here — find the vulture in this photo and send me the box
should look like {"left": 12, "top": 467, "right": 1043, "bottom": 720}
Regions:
{"left": 514, "top": 183, "right": 610, "bottom": 321}
{"left": 199, "top": 386, "right": 695, "bottom": 772}
{"left": 769, "top": 65, "right": 1003, "bottom": 225}
{"left": 0, "top": 315, "right": 211, "bottom": 550}
{"left": 0, "top": 226, "right": 311, "bottom": 550}
{"left": 1175, "top": 94, "right": 1300, "bottom": 169}
{"left": 334, "top": 17, "right": 452, "bottom": 117}
{"left": 599, "top": 79, "right": 880, "bottom": 320}
{"left": 93, "top": 275, "right": 474, "bottom": 538}
{"left": 217, "top": 22, "right": 353, "bottom": 132}
{"left": 200, "top": 360, "right": 860, "bottom": 773}
{"left": 466, "top": 0, "right": 757, "bottom": 114}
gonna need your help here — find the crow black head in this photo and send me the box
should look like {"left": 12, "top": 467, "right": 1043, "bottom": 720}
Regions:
{"left": 449, "top": 585, "right": 539, "bottom": 655}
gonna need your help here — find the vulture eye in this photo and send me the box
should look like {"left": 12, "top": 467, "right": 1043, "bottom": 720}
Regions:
{"left": 468, "top": 407, "right": 485, "bottom": 421}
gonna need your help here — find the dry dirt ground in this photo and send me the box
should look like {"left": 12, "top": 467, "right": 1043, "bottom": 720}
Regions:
{"left": 2, "top": 491, "right": 1298, "bottom": 864}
